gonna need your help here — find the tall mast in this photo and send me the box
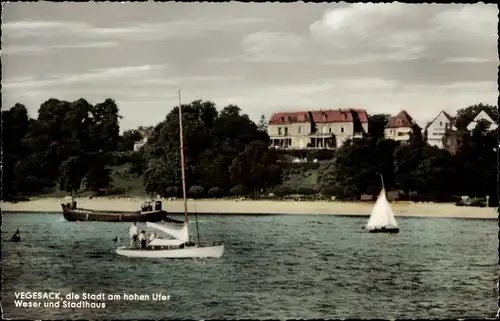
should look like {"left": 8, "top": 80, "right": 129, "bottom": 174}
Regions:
{"left": 178, "top": 90, "right": 188, "bottom": 224}
{"left": 177, "top": 90, "right": 201, "bottom": 245}
{"left": 379, "top": 172, "right": 385, "bottom": 191}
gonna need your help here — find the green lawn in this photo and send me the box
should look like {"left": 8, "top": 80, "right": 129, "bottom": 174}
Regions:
{"left": 38, "top": 162, "right": 327, "bottom": 198}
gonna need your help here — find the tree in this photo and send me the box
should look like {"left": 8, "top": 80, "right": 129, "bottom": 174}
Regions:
{"left": 188, "top": 185, "right": 205, "bottom": 198}
{"left": 21, "top": 98, "right": 121, "bottom": 196}
{"left": 2, "top": 104, "right": 31, "bottom": 198}
{"left": 229, "top": 141, "right": 281, "bottom": 198}
{"left": 208, "top": 187, "right": 225, "bottom": 198}
{"left": 368, "top": 114, "right": 391, "bottom": 139}
{"left": 318, "top": 137, "right": 398, "bottom": 200}
{"left": 143, "top": 158, "right": 179, "bottom": 196}
{"left": 120, "top": 129, "right": 143, "bottom": 151}
{"left": 143, "top": 100, "right": 269, "bottom": 195}
{"left": 257, "top": 114, "right": 268, "bottom": 132}
{"left": 58, "top": 156, "right": 87, "bottom": 195}
{"left": 84, "top": 164, "right": 112, "bottom": 194}
{"left": 230, "top": 184, "right": 249, "bottom": 196}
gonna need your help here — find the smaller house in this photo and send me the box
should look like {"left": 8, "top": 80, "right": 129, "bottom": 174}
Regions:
{"left": 384, "top": 110, "right": 421, "bottom": 143}
{"left": 425, "top": 110, "right": 456, "bottom": 149}
{"left": 133, "top": 126, "right": 154, "bottom": 151}
{"left": 443, "top": 126, "right": 469, "bottom": 155}
{"left": 467, "top": 110, "right": 498, "bottom": 131}
{"left": 133, "top": 138, "right": 148, "bottom": 151}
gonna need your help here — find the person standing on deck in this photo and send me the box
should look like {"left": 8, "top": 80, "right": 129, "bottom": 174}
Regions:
{"left": 139, "top": 230, "right": 147, "bottom": 249}
{"left": 129, "top": 222, "right": 138, "bottom": 247}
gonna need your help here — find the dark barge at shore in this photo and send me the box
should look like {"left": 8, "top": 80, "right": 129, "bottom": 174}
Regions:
{"left": 61, "top": 200, "right": 183, "bottom": 223}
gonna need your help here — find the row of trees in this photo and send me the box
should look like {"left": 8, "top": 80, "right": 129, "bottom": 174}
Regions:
{"left": 140, "top": 101, "right": 281, "bottom": 198}
{"left": 2, "top": 98, "right": 282, "bottom": 200}
{"left": 3, "top": 99, "right": 121, "bottom": 198}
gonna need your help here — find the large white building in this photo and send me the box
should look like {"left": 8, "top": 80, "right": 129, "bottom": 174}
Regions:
{"left": 425, "top": 110, "right": 456, "bottom": 149}
{"left": 267, "top": 109, "right": 368, "bottom": 149}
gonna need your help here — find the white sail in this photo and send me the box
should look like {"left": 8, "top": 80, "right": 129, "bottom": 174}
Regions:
{"left": 365, "top": 189, "right": 398, "bottom": 230}
{"left": 146, "top": 222, "right": 189, "bottom": 242}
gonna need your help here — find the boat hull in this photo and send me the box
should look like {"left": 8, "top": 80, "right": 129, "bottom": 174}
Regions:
{"left": 368, "top": 227, "right": 399, "bottom": 234}
{"left": 61, "top": 204, "right": 182, "bottom": 223}
{"left": 115, "top": 244, "right": 224, "bottom": 258}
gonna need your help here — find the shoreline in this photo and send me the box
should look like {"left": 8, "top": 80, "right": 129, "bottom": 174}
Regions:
{"left": 1, "top": 197, "right": 497, "bottom": 220}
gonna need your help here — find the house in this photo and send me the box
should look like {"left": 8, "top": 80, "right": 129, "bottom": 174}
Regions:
{"left": 384, "top": 110, "right": 421, "bottom": 143}
{"left": 443, "top": 125, "right": 469, "bottom": 155}
{"left": 466, "top": 110, "right": 498, "bottom": 131}
{"left": 425, "top": 110, "right": 456, "bottom": 149}
{"left": 133, "top": 126, "right": 154, "bottom": 151}
{"left": 133, "top": 138, "right": 148, "bottom": 151}
{"left": 267, "top": 109, "right": 368, "bottom": 149}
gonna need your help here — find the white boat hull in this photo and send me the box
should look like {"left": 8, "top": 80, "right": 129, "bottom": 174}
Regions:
{"left": 115, "top": 244, "right": 224, "bottom": 258}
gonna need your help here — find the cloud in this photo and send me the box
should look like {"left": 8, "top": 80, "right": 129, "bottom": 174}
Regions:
{"left": 310, "top": 3, "right": 497, "bottom": 63}
{"left": 3, "top": 65, "right": 167, "bottom": 89}
{"left": 215, "top": 3, "right": 497, "bottom": 65}
{"left": 1, "top": 41, "right": 118, "bottom": 55}
{"left": 3, "top": 17, "right": 269, "bottom": 42}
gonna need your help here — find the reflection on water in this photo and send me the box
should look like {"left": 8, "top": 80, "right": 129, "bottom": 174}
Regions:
{"left": 2, "top": 213, "right": 498, "bottom": 319}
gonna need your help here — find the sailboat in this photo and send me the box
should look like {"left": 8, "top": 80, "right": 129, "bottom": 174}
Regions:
{"left": 115, "top": 91, "right": 224, "bottom": 258}
{"left": 364, "top": 174, "right": 399, "bottom": 233}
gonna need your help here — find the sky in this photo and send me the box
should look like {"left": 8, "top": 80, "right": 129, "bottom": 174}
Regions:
{"left": 2, "top": 2, "right": 498, "bottom": 131}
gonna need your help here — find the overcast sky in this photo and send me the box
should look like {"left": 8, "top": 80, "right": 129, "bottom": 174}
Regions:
{"left": 2, "top": 2, "right": 498, "bottom": 130}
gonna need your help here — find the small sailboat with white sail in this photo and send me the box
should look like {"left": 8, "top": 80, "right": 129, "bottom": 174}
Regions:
{"left": 115, "top": 91, "right": 224, "bottom": 259}
{"left": 364, "top": 174, "right": 399, "bottom": 233}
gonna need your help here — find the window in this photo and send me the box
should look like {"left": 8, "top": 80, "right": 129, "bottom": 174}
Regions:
{"left": 329, "top": 127, "right": 332, "bottom": 134}
{"left": 278, "top": 127, "right": 282, "bottom": 135}
{"left": 396, "top": 119, "right": 402, "bottom": 125}
{"left": 284, "top": 127, "right": 288, "bottom": 135}
{"left": 298, "top": 126, "right": 302, "bottom": 134}
{"left": 440, "top": 121, "right": 443, "bottom": 126}
{"left": 341, "top": 127, "right": 344, "bottom": 133}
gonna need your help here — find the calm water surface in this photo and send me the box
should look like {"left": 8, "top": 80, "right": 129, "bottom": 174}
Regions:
{"left": 2, "top": 213, "right": 498, "bottom": 319}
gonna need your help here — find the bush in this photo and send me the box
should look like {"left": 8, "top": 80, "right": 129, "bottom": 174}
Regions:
{"left": 230, "top": 184, "right": 249, "bottom": 196}
{"left": 165, "top": 186, "right": 179, "bottom": 197}
{"left": 272, "top": 185, "right": 296, "bottom": 197}
{"left": 281, "top": 162, "right": 320, "bottom": 170}
{"left": 207, "top": 187, "right": 225, "bottom": 198}
{"left": 306, "top": 149, "right": 335, "bottom": 161}
{"left": 365, "top": 186, "right": 381, "bottom": 195}
{"left": 296, "top": 187, "right": 317, "bottom": 195}
{"left": 188, "top": 185, "right": 205, "bottom": 198}
{"left": 320, "top": 186, "right": 337, "bottom": 196}
{"left": 103, "top": 186, "right": 126, "bottom": 196}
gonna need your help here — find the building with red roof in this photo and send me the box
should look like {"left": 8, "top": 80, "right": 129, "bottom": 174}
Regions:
{"left": 267, "top": 109, "right": 368, "bottom": 149}
{"left": 384, "top": 110, "right": 421, "bottom": 143}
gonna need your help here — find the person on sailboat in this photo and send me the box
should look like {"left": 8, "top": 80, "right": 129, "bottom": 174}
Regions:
{"left": 129, "top": 222, "right": 138, "bottom": 248}
{"left": 139, "top": 230, "right": 147, "bottom": 249}
{"left": 11, "top": 228, "right": 21, "bottom": 242}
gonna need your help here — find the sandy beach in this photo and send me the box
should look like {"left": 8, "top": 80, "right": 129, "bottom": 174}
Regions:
{"left": 1, "top": 197, "right": 497, "bottom": 219}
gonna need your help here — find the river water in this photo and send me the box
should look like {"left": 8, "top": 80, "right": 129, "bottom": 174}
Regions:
{"left": 2, "top": 213, "right": 498, "bottom": 319}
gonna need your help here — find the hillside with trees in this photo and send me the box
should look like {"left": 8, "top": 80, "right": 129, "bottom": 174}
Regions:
{"left": 2, "top": 98, "right": 497, "bottom": 206}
